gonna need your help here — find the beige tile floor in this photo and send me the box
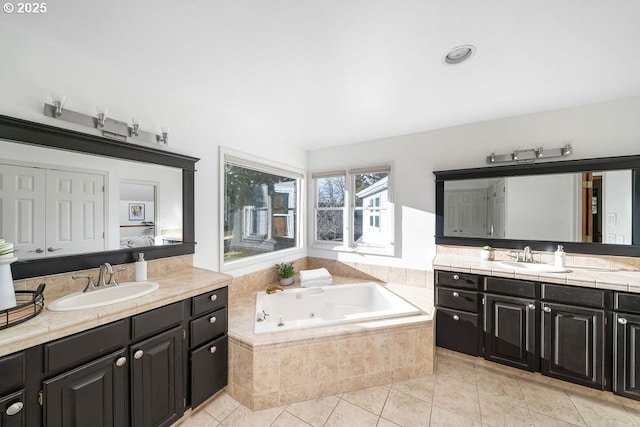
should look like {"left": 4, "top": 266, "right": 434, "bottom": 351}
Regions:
{"left": 176, "top": 352, "right": 640, "bottom": 427}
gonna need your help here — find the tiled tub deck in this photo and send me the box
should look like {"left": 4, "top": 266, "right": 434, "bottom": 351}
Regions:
{"left": 226, "top": 280, "right": 434, "bottom": 411}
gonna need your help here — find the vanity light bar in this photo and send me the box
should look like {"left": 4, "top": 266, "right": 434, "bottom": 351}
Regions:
{"left": 43, "top": 102, "right": 168, "bottom": 146}
{"left": 487, "top": 143, "right": 572, "bottom": 164}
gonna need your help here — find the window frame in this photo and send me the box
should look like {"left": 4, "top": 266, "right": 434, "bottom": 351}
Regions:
{"left": 220, "top": 147, "right": 304, "bottom": 272}
{"left": 311, "top": 165, "right": 393, "bottom": 255}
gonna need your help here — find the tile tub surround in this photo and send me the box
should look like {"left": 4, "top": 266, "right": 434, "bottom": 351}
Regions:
{"left": 227, "top": 276, "right": 434, "bottom": 411}
{"left": 0, "top": 261, "right": 232, "bottom": 357}
{"left": 434, "top": 245, "right": 640, "bottom": 292}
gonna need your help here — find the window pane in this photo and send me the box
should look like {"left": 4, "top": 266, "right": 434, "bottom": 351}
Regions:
{"left": 316, "top": 210, "right": 343, "bottom": 241}
{"left": 317, "top": 176, "right": 345, "bottom": 207}
{"left": 353, "top": 172, "right": 389, "bottom": 245}
{"left": 224, "top": 163, "right": 298, "bottom": 262}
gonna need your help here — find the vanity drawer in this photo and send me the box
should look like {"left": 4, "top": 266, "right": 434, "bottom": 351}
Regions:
{"left": 44, "top": 320, "right": 127, "bottom": 375}
{"left": 131, "top": 301, "right": 184, "bottom": 340}
{"left": 436, "top": 287, "right": 480, "bottom": 313}
{"left": 435, "top": 308, "right": 481, "bottom": 356}
{"left": 435, "top": 271, "right": 480, "bottom": 290}
{"left": 615, "top": 293, "right": 640, "bottom": 314}
{"left": 541, "top": 283, "right": 612, "bottom": 309}
{"left": 0, "top": 352, "right": 25, "bottom": 395}
{"left": 190, "top": 307, "right": 228, "bottom": 349}
{"left": 484, "top": 277, "right": 537, "bottom": 299}
{"left": 192, "top": 287, "right": 228, "bottom": 317}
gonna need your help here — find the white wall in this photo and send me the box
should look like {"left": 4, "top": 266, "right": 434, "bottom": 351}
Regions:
{"left": 308, "top": 95, "right": 640, "bottom": 270}
{"left": 602, "top": 170, "right": 632, "bottom": 244}
{"left": 0, "top": 23, "right": 307, "bottom": 275}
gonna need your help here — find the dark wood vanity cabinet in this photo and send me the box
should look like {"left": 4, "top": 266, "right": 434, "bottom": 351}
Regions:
{"left": 189, "top": 287, "right": 229, "bottom": 409}
{"left": 436, "top": 270, "right": 617, "bottom": 393}
{"left": 435, "top": 271, "right": 482, "bottom": 356}
{"left": 540, "top": 284, "right": 611, "bottom": 390}
{"left": 0, "top": 286, "right": 229, "bottom": 427}
{"left": 483, "top": 277, "right": 539, "bottom": 372}
{"left": 613, "top": 293, "right": 640, "bottom": 400}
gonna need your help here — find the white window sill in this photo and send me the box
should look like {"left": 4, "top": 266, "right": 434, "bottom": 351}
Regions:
{"left": 310, "top": 242, "right": 394, "bottom": 257}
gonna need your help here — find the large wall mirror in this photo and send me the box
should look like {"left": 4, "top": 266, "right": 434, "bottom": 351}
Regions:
{"left": 435, "top": 154, "right": 640, "bottom": 256}
{"left": 0, "top": 115, "right": 198, "bottom": 279}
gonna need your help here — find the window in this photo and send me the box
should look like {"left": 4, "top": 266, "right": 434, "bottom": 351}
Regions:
{"left": 312, "top": 166, "right": 391, "bottom": 252}
{"left": 222, "top": 150, "right": 302, "bottom": 265}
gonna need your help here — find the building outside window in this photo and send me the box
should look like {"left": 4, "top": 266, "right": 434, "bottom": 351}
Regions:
{"left": 222, "top": 150, "right": 302, "bottom": 264}
{"left": 312, "top": 166, "right": 391, "bottom": 253}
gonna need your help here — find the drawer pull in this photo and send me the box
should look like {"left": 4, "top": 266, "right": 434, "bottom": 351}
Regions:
{"left": 528, "top": 304, "right": 535, "bottom": 310}
{"left": 210, "top": 346, "right": 217, "bottom": 354}
{"left": 618, "top": 318, "right": 628, "bottom": 325}
{"left": 453, "top": 274, "right": 460, "bottom": 280}
{"left": 452, "top": 292, "right": 459, "bottom": 297}
{"left": 209, "top": 316, "right": 217, "bottom": 324}
{"left": 134, "top": 350, "right": 144, "bottom": 359}
{"left": 6, "top": 402, "right": 23, "bottom": 416}
{"left": 115, "top": 357, "right": 127, "bottom": 367}
{"left": 453, "top": 315, "right": 460, "bottom": 321}
{"left": 210, "top": 294, "right": 218, "bottom": 302}
{"left": 543, "top": 307, "right": 551, "bottom": 313}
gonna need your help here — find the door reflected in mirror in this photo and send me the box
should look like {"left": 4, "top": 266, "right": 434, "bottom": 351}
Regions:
{"left": 443, "top": 170, "right": 632, "bottom": 244}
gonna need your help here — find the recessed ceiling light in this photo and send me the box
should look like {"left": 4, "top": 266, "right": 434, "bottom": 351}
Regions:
{"left": 443, "top": 45, "right": 476, "bottom": 65}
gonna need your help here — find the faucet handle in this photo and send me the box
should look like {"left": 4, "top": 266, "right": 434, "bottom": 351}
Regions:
{"left": 73, "top": 275, "right": 97, "bottom": 292}
{"left": 108, "top": 268, "right": 126, "bottom": 286}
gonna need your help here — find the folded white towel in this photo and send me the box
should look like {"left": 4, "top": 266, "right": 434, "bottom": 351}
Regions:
{"left": 299, "top": 268, "right": 332, "bottom": 287}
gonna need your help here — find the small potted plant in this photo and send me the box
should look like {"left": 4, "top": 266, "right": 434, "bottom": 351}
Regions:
{"left": 481, "top": 245, "right": 495, "bottom": 261}
{"left": 275, "top": 261, "right": 295, "bottom": 286}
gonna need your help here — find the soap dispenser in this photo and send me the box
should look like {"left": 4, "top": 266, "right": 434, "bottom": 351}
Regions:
{"left": 135, "top": 252, "right": 147, "bottom": 282}
{"left": 554, "top": 245, "right": 566, "bottom": 268}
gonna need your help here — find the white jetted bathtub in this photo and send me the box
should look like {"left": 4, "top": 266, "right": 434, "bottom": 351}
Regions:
{"left": 254, "top": 282, "right": 422, "bottom": 333}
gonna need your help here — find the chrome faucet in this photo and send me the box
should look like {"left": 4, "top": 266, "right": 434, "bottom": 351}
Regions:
{"left": 98, "top": 263, "right": 120, "bottom": 288}
{"left": 508, "top": 246, "right": 535, "bottom": 263}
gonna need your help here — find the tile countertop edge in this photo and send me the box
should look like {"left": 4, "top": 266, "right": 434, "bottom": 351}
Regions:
{"left": 433, "top": 256, "right": 640, "bottom": 293}
{"left": 0, "top": 267, "right": 232, "bottom": 358}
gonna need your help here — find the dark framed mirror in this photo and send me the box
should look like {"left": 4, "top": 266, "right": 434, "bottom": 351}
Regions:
{"left": 0, "top": 115, "right": 199, "bottom": 279}
{"left": 434, "top": 154, "right": 640, "bottom": 256}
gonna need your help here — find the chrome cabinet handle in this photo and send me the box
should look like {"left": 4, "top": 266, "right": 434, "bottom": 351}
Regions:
{"left": 29, "top": 248, "right": 44, "bottom": 253}
{"left": 115, "top": 357, "right": 127, "bottom": 367}
{"left": 134, "top": 350, "right": 144, "bottom": 359}
{"left": 210, "top": 346, "right": 217, "bottom": 354}
{"left": 47, "top": 247, "right": 63, "bottom": 252}
{"left": 6, "top": 402, "right": 23, "bottom": 416}
{"left": 453, "top": 274, "right": 460, "bottom": 280}
{"left": 210, "top": 294, "right": 218, "bottom": 302}
{"left": 543, "top": 307, "right": 551, "bottom": 313}
{"left": 528, "top": 304, "right": 535, "bottom": 310}
{"left": 209, "top": 316, "right": 217, "bottom": 324}
{"left": 618, "top": 318, "right": 628, "bottom": 325}
{"left": 452, "top": 292, "right": 459, "bottom": 297}
{"left": 453, "top": 315, "right": 460, "bottom": 321}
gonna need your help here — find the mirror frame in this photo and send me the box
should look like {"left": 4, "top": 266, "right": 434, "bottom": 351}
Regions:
{"left": 0, "top": 115, "right": 199, "bottom": 279}
{"left": 434, "top": 154, "right": 640, "bottom": 256}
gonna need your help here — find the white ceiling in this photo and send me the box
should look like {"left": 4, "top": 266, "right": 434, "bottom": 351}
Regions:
{"left": 13, "top": 0, "right": 640, "bottom": 150}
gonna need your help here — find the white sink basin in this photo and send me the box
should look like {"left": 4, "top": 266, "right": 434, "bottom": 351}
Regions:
{"left": 47, "top": 281, "right": 159, "bottom": 311}
{"left": 497, "top": 261, "right": 570, "bottom": 273}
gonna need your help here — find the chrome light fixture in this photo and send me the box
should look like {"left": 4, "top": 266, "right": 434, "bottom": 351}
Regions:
{"left": 130, "top": 117, "right": 142, "bottom": 136}
{"left": 44, "top": 94, "right": 169, "bottom": 146}
{"left": 487, "top": 143, "right": 573, "bottom": 164}
{"left": 96, "top": 106, "right": 108, "bottom": 128}
{"left": 158, "top": 126, "right": 169, "bottom": 145}
{"left": 51, "top": 93, "right": 67, "bottom": 116}
{"left": 443, "top": 45, "right": 476, "bottom": 65}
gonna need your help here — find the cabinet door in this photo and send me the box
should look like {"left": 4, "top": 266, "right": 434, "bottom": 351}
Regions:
{"left": 484, "top": 295, "right": 538, "bottom": 371}
{"left": 435, "top": 307, "right": 481, "bottom": 356}
{"left": 190, "top": 335, "right": 228, "bottom": 409}
{"left": 0, "top": 390, "right": 25, "bottom": 427}
{"left": 43, "top": 350, "right": 128, "bottom": 427}
{"left": 131, "top": 326, "right": 183, "bottom": 427}
{"left": 614, "top": 312, "right": 640, "bottom": 400}
{"left": 541, "top": 303, "right": 607, "bottom": 390}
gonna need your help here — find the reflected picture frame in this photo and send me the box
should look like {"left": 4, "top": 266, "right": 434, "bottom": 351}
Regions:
{"left": 129, "top": 203, "right": 145, "bottom": 221}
